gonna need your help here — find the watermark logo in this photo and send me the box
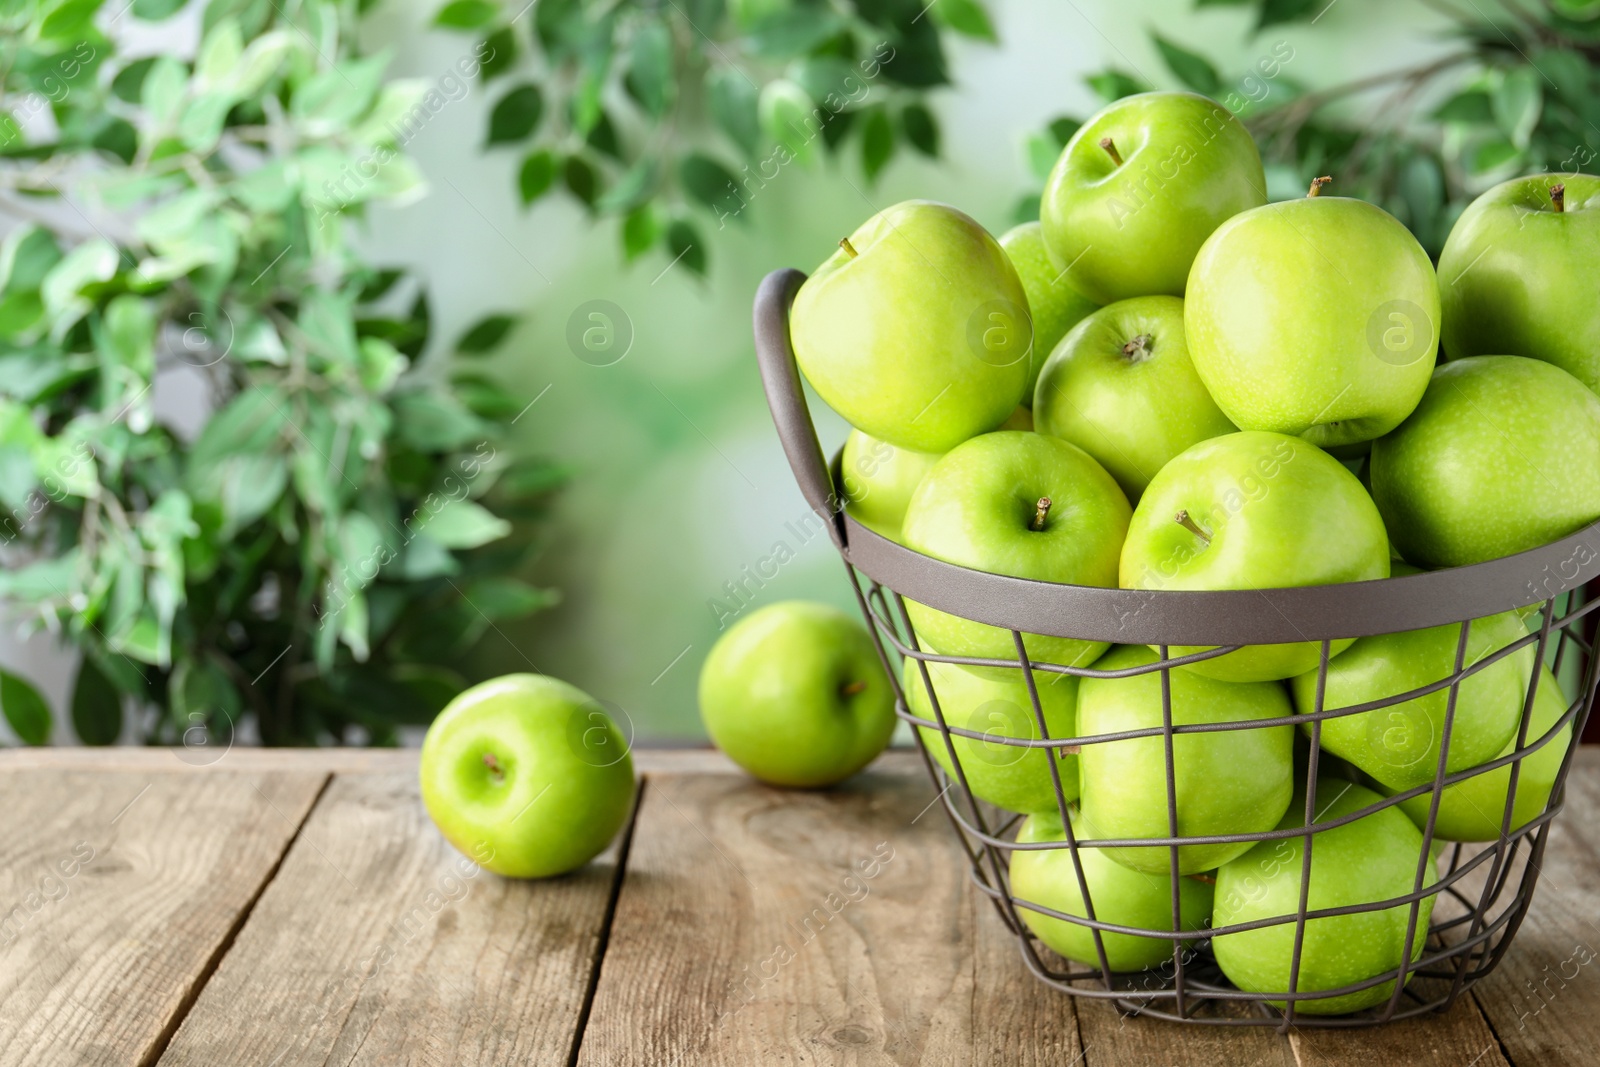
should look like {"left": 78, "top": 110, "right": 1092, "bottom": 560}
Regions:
{"left": 566, "top": 299, "right": 633, "bottom": 367}
{"left": 964, "top": 298, "right": 1032, "bottom": 368}
{"left": 566, "top": 698, "right": 635, "bottom": 768}
{"left": 1366, "top": 299, "right": 1433, "bottom": 367}
{"left": 1366, "top": 704, "right": 1434, "bottom": 769}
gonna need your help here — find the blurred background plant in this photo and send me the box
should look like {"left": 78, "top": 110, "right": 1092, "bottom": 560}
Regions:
{"left": 0, "top": 0, "right": 566, "bottom": 745}
{"left": 1018, "top": 0, "right": 1600, "bottom": 256}
{"left": 429, "top": 0, "right": 997, "bottom": 275}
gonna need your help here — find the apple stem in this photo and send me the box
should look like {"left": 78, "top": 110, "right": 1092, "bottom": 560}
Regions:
{"left": 482, "top": 752, "right": 505, "bottom": 783}
{"left": 1188, "top": 873, "right": 1217, "bottom": 885}
{"left": 1031, "top": 496, "right": 1052, "bottom": 531}
{"left": 840, "top": 679, "right": 868, "bottom": 697}
{"left": 1098, "top": 137, "right": 1124, "bottom": 167}
{"left": 1057, "top": 744, "right": 1080, "bottom": 757}
{"left": 839, "top": 237, "right": 859, "bottom": 259}
{"left": 1552, "top": 184, "right": 1566, "bottom": 213}
{"left": 1121, "top": 334, "right": 1152, "bottom": 361}
{"left": 1174, "top": 509, "right": 1211, "bottom": 545}
{"left": 1307, "top": 175, "right": 1332, "bottom": 198}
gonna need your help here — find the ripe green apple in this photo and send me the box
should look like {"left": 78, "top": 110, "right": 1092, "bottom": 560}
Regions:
{"left": 1438, "top": 175, "right": 1600, "bottom": 392}
{"left": 419, "top": 674, "right": 635, "bottom": 879}
{"left": 999, "top": 221, "right": 1099, "bottom": 400}
{"left": 902, "top": 657, "right": 1079, "bottom": 813}
{"left": 1009, "top": 809, "right": 1214, "bottom": 972}
{"left": 1075, "top": 644, "right": 1295, "bottom": 874}
{"left": 1369, "top": 355, "right": 1600, "bottom": 568}
{"left": 1040, "top": 91, "right": 1266, "bottom": 304}
{"left": 699, "top": 601, "right": 896, "bottom": 787}
{"left": 1034, "top": 295, "right": 1236, "bottom": 500}
{"left": 792, "top": 200, "right": 1031, "bottom": 453}
{"left": 1186, "top": 189, "right": 1440, "bottom": 448}
{"left": 1290, "top": 609, "right": 1534, "bottom": 791}
{"left": 902, "top": 431, "right": 1130, "bottom": 676}
{"left": 1213, "top": 779, "right": 1439, "bottom": 1015}
{"left": 1119, "top": 431, "right": 1390, "bottom": 681}
{"left": 1395, "top": 666, "right": 1572, "bottom": 842}
{"left": 839, "top": 429, "right": 941, "bottom": 541}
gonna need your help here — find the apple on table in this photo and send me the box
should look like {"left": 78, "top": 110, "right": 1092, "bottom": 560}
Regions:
{"left": 420, "top": 674, "right": 636, "bottom": 879}
{"left": 699, "top": 601, "right": 897, "bottom": 788}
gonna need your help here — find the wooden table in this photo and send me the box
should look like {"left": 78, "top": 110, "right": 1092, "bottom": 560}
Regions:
{"left": 2, "top": 746, "right": 1597, "bottom": 1066}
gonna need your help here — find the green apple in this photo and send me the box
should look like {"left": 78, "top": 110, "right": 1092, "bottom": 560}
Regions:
{"left": 839, "top": 429, "right": 941, "bottom": 540}
{"left": 1291, "top": 609, "right": 1534, "bottom": 791}
{"left": 1009, "top": 809, "right": 1214, "bottom": 972}
{"left": 1395, "top": 666, "right": 1572, "bottom": 842}
{"left": 903, "top": 657, "right": 1079, "bottom": 814}
{"left": 792, "top": 201, "right": 1031, "bottom": 453}
{"left": 1369, "top": 355, "right": 1600, "bottom": 568}
{"left": 1186, "top": 188, "right": 1440, "bottom": 448}
{"left": 1438, "top": 175, "right": 1600, "bottom": 392}
{"left": 1213, "top": 779, "right": 1439, "bottom": 1015}
{"left": 902, "top": 431, "right": 1130, "bottom": 677}
{"left": 1034, "top": 295, "right": 1236, "bottom": 500}
{"left": 699, "top": 601, "right": 896, "bottom": 787}
{"left": 999, "top": 221, "right": 1099, "bottom": 400}
{"left": 1119, "top": 431, "right": 1390, "bottom": 681}
{"left": 1040, "top": 92, "right": 1265, "bottom": 304}
{"left": 1075, "top": 644, "right": 1295, "bottom": 874}
{"left": 419, "top": 674, "right": 635, "bottom": 879}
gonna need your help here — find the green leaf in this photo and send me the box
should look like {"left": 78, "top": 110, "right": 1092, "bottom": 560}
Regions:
{"left": 708, "top": 67, "right": 761, "bottom": 158}
{"left": 416, "top": 498, "right": 510, "bottom": 548}
{"left": 132, "top": 0, "right": 187, "bottom": 19}
{"left": 1011, "top": 192, "right": 1041, "bottom": 225}
{"left": 1255, "top": 0, "right": 1319, "bottom": 27}
{"left": 71, "top": 657, "right": 122, "bottom": 745}
{"left": 463, "top": 577, "right": 556, "bottom": 619}
{"left": 585, "top": 109, "right": 622, "bottom": 160}
{"left": 1433, "top": 90, "right": 1493, "bottom": 125}
{"left": 901, "top": 103, "right": 939, "bottom": 157}
{"left": 518, "top": 149, "right": 558, "bottom": 205}
{"left": 1153, "top": 33, "right": 1221, "bottom": 97}
{"left": 98, "top": 294, "right": 157, "bottom": 381}
{"left": 486, "top": 83, "right": 543, "bottom": 145}
{"left": 40, "top": 0, "right": 104, "bottom": 38}
{"left": 622, "top": 203, "right": 663, "bottom": 262}
{"left": 790, "top": 55, "right": 857, "bottom": 107}
{"left": 393, "top": 389, "right": 489, "bottom": 451}
{"left": 0, "top": 226, "right": 62, "bottom": 294}
{"left": 357, "top": 336, "right": 407, "bottom": 394}
{"left": 1047, "top": 116, "right": 1080, "bottom": 147}
{"left": 1085, "top": 69, "right": 1149, "bottom": 103}
{"left": 1468, "top": 137, "right": 1520, "bottom": 174}
{"left": 170, "top": 656, "right": 242, "bottom": 731}
{"left": 141, "top": 57, "right": 188, "bottom": 127}
{"left": 879, "top": 19, "right": 948, "bottom": 88}
{"left": 434, "top": 0, "right": 498, "bottom": 28}
{"left": 931, "top": 0, "right": 996, "bottom": 40}
{"left": 625, "top": 21, "right": 674, "bottom": 118}
{"left": 564, "top": 154, "right": 600, "bottom": 208}
{"left": 290, "top": 53, "right": 389, "bottom": 131}
{"left": 595, "top": 158, "right": 657, "bottom": 214}
{"left": 480, "top": 26, "right": 517, "bottom": 82}
{"left": 220, "top": 454, "right": 288, "bottom": 532}
{"left": 1492, "top": 67, "right": 1542, "bottom": 149}
{"left": 195, "top": 17, "right": 243, "bottom": 88}
{"left": 40, "top": 238, "right": 118, "bottom": 325}
{"left": 744, "top": 9, "right": 844, "bottom": 58}
{"left": 860, "top": 104, "right": 894, "bottom": 182}
{"left": 1, "top": 671, "right": 51, "bottom": 745}
{"left": 457, "top": 313, "right": 518, "bottom": 353}
{"left": 665, "top": 218, "right": 706, "bottom": 277}
{"left": 679, "top": 153, "right": 745, "bottom": 223}
{"left": 112, "top": 57, "right": 158, "bottom": 103}
{"left": 759, "top": 79, "right": 817, "bottom": 162}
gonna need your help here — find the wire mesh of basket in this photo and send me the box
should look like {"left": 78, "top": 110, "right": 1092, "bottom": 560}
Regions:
{"left": 753, "top": 267, "right": 1600, "bottom": 1029}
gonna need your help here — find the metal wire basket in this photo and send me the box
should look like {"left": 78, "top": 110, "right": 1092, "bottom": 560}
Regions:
{"left": 754, "top": 267, "right": 1600, "bottom": 1029}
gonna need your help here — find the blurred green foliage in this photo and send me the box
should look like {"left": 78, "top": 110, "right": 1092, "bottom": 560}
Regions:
{"left": 1020, "top": 0, "right": 1600, "bottom": 258}
{"left": 432, "top": 0, "right": 997, "bottom": 276}
{"left": 0, "top": 0, "right": 562, "bottom": 745}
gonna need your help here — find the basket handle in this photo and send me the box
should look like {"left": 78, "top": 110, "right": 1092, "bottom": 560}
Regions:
{"left": 754, "top": 268, "right": 846, "bottom": 549}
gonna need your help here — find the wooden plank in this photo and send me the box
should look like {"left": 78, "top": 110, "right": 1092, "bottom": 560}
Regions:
{"left": 576, "top": 768, "right": 1081, "bottom": 1066}
{"left": 1470, "top": 746, "right": 1600, "bottom": 1066}
{"left": 1286, "top": 998, "right": 1508, "bottom": 1067}
{"left": 0, "top": 745, "right": 921, "bottom": 777}
{"left": 0, "top": 767, "right": 326, "bottom": 1067}
{"left": 1074, "top": 996, "right": 1297, "bottom": 1066}
{"left": 156, "top": 771, "right": 629, "bottom": 1066}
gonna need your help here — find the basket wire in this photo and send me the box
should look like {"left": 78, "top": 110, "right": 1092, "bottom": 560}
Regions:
{"left": 755, "top": 266, "right": 1600, "bottom": 1028}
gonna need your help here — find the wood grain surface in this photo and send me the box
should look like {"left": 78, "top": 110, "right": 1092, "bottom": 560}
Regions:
{"left": 0, "top": 767, "right": 326, "bottom": 1067}
{"left": 156, "top": 771, "right": 629, "bottom": 1067}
